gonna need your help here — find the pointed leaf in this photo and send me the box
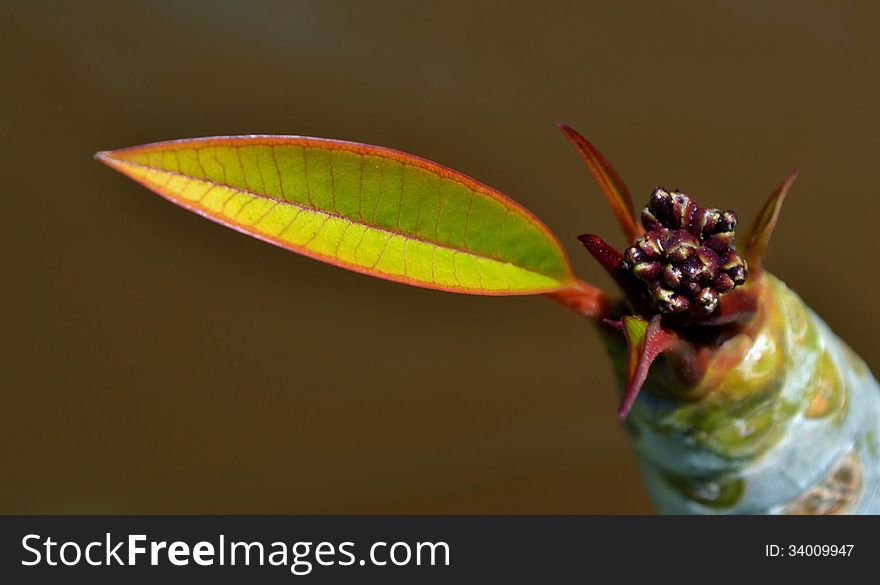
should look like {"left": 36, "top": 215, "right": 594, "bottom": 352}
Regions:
{"left": 612, "top": 315, "right": 677, "bottom": 419}
{"left": 577, "top": 233, "right": 623, "bottom": 275}
{"left": 559, "top": 124, "right": 641, "bottom": 242}
{"left": 97, "top": 136, "right": 576, "bottom": 295}
{"left": 743, "top": 170, "right": 798, "bottom": 270}
{"left": 578, "top": 234, "right": 652, "bottom": 317}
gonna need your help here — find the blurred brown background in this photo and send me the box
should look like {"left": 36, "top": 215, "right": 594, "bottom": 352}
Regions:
{"left": 2, "top": 1, "right": 878, "bottom": 513}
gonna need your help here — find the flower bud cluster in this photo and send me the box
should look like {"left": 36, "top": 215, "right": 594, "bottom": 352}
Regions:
{"left": 621, "top": 188, "right": 748, "bottom": 315}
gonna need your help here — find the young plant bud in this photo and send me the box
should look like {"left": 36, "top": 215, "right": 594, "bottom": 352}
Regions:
{"left": 641, "top": 207, "right": 662, "bottom": 231}
{"left": 670, "top": 192, "right": 698, "bottom": 229}
{"left": 662, "top": 264, "right": 683, "bottom": 288}
{"left": 665, "top": 231, "right": 700, "bottom": 262}
{"left": 694, "top": 247, "right": 720, "bottom": 282}
{"left": 620, "top": 188, "right": 748, "bottom": 317}
{"left": 690, "top": 207, "right": 721, "bottom": 239}
{"left": 638, "top": 230, "right": 665, "bottom": 258}
{"left": 714, "top": 273, "right": 735, "bottom": 293}
{"left": 716, "top": 210, "right": 738, "bottom": 233}
{"left": 729, "top": 265, "right": 748, "bottom": 286}
{"left": 633, "top": 261, "right": 661, "bottom": 282}
{"left": 705, "top": 232, "right": 734, "bottom": 253}
{"left": 623, "top": 246, "right": 647, "bottom": 268}
{"left": 648, "top": 188, "right": 674, "bottom": 225}
{"left": 693, "top": 286, "right": 719, "bottom": 315}
{"left": 650, "top": 281, "right": 690, "bottom": 313}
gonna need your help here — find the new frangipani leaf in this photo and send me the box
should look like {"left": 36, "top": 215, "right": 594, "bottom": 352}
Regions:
{"left": 97, "top": 136, "right": 591, "bottom": 298}
{"left": 743, "top": 169, "right": 798, "bottom": 270}
{"left": 558, "top": 124, "right": 641, "bottom": 242}
{"left": 609, "top": 315, "right": 676, "bottom": 419}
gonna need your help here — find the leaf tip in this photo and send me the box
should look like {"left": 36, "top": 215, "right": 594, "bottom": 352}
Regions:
{"left": 557, "top": 121, "right": 574, "bottom": 135}
{"left": 743, "top": 168, "right": 800, "bottom": 269}
{"left": 94, "top": 149, "right": 127, "bottom": 171}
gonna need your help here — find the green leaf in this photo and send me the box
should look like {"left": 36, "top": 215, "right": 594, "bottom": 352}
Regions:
{"left": 96, "top": 136, "right": 576, "bottom": 295}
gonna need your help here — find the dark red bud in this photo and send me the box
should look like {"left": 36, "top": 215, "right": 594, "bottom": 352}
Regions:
{"left": 716, "top": 210, "right": 737, "bottom": 233}
{"left": 618, "top": 188, "right": 748, "bottom": 318}
{"left": 705, "top": 232, "right": 734, "bottom": 253}
{"left": 690, "top": 207, "right": 721, "bottom": 239}
{"left": 623, "top": 246, "right": 647, "bottom": 268}
{"left": 667, "top": 295, "right": 691, "bottom": 313}
{"left": 650, "top": 281, "right": 690, "bottom": 313}
{"left": 728, "top": 265, "right": 748, "bottom": 286}
{"left": 641, "top": 208, "right": 661, "bottom": 231}
{"left": 692, "top": 287, "right": 719, "bottom": 315}
{"left": 638, "top": 230, "right": 665, "bottom": 258}
{"left": 665, "top": 230, "right": 700, "bottom": 262}
{"left": 648, "top": 188, "right": 674, "bottom": 224}
{"left": 713, "top": 273, "right": 735, "bottom": 293}
{"left": 695, "top": 246, "right": 720, "bottom": 282}
{"left": 670, "top": 192, "right": 698, "bottom": 229}
{"left": 662, "top": 264, "right": 683, "bottom": 288}
{"left": 633, "top": 261, "right": 661, "bottom": 282}
{"left": 720, "top": 250, "right": 744, "bottom": 271}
